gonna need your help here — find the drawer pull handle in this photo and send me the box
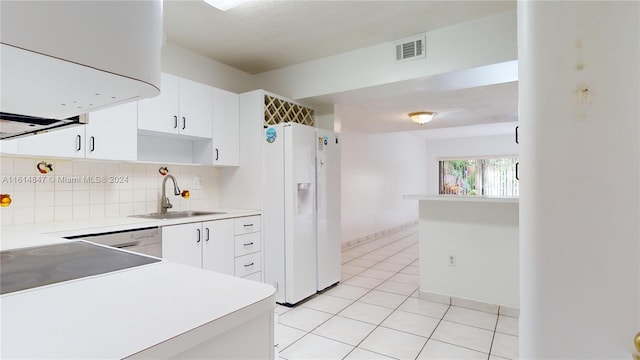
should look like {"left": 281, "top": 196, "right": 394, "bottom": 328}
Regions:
{"left": 243, "top": 224, "right": 254, "bottom": 227}
{"left": 244, "top": 262, "right": 254, "bottom": 267}
{"left": 243, "top": 242, "right": 254, "bottom": 246}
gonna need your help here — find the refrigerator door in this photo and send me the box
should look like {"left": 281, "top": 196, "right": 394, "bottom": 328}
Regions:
{"left": 284, "top": 123, "right": 318, "bottom": 304}
{"left": 263, "top": 123, "right": 317, "bottom": 305}
{"left": 316, "top": 129, "right": 342, "bottom": 291}
{"left": 263, "top": 124, "right": 286, "bottom": 303}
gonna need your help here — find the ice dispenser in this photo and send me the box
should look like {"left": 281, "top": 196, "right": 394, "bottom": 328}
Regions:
{"left": 297, "top": 182, "right": 312, "bottom": 215}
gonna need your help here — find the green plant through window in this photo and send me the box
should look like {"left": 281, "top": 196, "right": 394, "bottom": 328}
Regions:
{"left": 439, "top": 157, "right": 518, "bottom": 197}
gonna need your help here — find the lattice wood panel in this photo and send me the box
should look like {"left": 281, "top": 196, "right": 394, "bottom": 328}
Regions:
{"left": 264, "top": 95, "right": 314, "bottom": 126}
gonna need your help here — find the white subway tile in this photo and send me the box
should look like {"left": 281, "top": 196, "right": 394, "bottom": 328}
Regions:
{"left": 12, "top": 191, "right": 35, "bottom": 208}
{"left": 1, "top": 208, "right": 14, "bottom": 226}
{"left": 35, "top": 191, "right": 55, "bottom": 207}
{"left": 90, "top": 205, "right": 105, "bottom": 219}
{"left": 13, "top": 207, "right": 35, "bottom": 224}
{"left": 73, "top": 205, "right": 91, "bottom": 220}
{"left": 1, "top": 156, "right": 14, "bottom": 174}
{"left": 119, "top": 202, "right": 134, "bottom": 216}
{"left": 54, "top": 206, "right": 73, "bottom": 221}
{"left": 13, "top": 180, "right": 35, "bottom": 192}
{"left": 35, "top": 176, "right": 55, "bottom": 191}
{"left": 73, "top": 190, "right": 90, "bottom": 206}
{"left": 54, "top": 191, "right": 73, "bottom": 206}
{"left": 72, "top": 161, "right": 90, "bottom": 176}
{"left": 105, "top": 204, "right": 119, "bottom": 217}
{"left": 54, "top": 160, "right": 73, "bottom": 175}
{"left": 13, "top": 158, "right": 34, "bottom": 174}
{"left": 90, "top": 190, "right": 105, "bottom": 205}
{"left": 104, "top": 189, "right": 119, "bottom": 204}
{"left": 133, "top": 202, "right": 146, "bottom": 215}
{"left": 133, "top": 190, "right": 146, "bottom": 203}
{"left": 35, "top": 206, "right": 54, "bottom": 223}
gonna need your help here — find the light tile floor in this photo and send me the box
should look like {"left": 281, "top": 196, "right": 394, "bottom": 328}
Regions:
{"left": 275, "top": 229, "right": 519, "bottom": 360}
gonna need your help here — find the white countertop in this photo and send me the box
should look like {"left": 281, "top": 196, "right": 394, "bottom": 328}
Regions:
{"left": 0, "top": 208, "right": 261, "bottom": 251}
{"left": 0, "top": 209, "right": 275, "bottom": 359}
{"left": 403, "top": 194, "right": 519, "bottom": 203}
{"left": 1, "top": 261, "right": 275, "bottom": 359}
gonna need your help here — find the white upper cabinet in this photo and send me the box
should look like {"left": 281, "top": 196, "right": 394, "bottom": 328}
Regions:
{"left": 17, "top": 124, "right": 84, "bottom": 158}
{"left": 16, "top": 102, "right": 137, "bottom": 160}
{"left": 84, "top": 102, "right": 137, "bottom": 161}
{"left": 138, "top": 73, "right": 213, "bottom": 138}
{"left": 212, "top": 88, "right": 240, "bottom": 166}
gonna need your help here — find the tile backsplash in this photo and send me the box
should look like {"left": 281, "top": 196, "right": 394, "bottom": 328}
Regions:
{"left": 0, "top": 156, "right": 221, "bottom": 226}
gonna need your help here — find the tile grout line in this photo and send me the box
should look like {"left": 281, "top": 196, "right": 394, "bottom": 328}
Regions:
{"left": 487, "top": 310, "right": 500, "bottom": 360}
{"left": 279, "top": 230, "right": 419, "bottom": 358}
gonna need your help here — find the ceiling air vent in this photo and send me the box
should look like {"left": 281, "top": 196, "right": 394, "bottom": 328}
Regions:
{"left": 395, "top": 35, "right": 426, "bottom": 62}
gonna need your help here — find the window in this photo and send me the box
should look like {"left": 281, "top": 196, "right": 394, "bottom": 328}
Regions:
{"left": 439, "top": 157, "right": 519, "bottom": 197}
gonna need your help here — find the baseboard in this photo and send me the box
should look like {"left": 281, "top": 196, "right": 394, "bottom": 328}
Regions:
{"left": 418, "top": 290, "right": 520, "bottom": 318}
{"left": 342, "top": 221, "right": 418, "bottom": 250}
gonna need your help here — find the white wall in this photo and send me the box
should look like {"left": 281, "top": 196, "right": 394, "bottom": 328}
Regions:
{"left": 341, "top": 128, "right": 427, "bottom": 244}
{"left": 518, "top": 1, "right": 639, "bottom": 358}
{"left": 424, "top": 134, "right": 518, "bottom": 195}
{"left": 419, "top": 199, "right": 519, "bottom": 308}
{"left": 161, "top": 42, "right": 254, "bottom": 94}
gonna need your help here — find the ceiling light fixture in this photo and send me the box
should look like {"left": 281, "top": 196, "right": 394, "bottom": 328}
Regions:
{"left": 409, "top": 111, "right": 436, "bottom": 125}
{"left": 203, "top": 0, "right": 249, "bottom": 11}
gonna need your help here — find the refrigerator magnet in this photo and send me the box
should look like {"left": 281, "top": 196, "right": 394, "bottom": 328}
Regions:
{"left": 266, "top": 128, "right": 277, "bottom": 143}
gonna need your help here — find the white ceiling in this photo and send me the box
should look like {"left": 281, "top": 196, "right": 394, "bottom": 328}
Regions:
{"left": 163, "top": 0, "right": 518, "bottom": 135}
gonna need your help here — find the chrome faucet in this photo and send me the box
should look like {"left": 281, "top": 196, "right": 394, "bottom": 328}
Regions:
{"left": 160, "top": 175, "right": 181, "bottom": 213}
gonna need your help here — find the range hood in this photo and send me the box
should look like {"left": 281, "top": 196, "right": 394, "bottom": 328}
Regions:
{"left": 0, "top": 1, "right": 162, "bottom": 140}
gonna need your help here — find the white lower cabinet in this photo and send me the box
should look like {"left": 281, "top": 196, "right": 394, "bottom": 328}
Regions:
{"left": 234, "top": 216, "right": 262, "bottom": 281}
{"left": 162, "top": 219, "right": 234, "bottom": 276}
{"left": 202, "top": 219, "right": 235, "bottom": 275}
{"left": 162, "top": 215, "right": 262, "bottom": 280}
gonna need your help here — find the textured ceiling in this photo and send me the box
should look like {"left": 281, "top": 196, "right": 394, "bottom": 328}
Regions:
{"left": 163, "top": 0, "right": 516, "bottom": 74}
{"left": 163, "top": 0, "right": 518, "bottom": 134}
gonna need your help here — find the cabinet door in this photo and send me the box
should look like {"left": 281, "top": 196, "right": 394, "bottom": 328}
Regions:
{"left": 212, "top": 88, "right": 239, "bottom": 166}
{"left": 85, "top": 102, "right": 137, "bottom": 161}
{"left": 138, "top": 73, "right": 180, "bottom": 134}
{"left": 16, "top": 125, "right": 84, "bottom": 158}
{"left": 178, "top": 78, "right": 212, "bottom": 138}
{"left": 162, "top": 222, "right": 202, "bottom": 268}
{"left": 202, "top": 219, "right": 235, "bottom": 275}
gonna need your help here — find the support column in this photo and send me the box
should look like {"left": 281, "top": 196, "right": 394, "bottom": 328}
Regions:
{"left": 518, "top": 1, "right": 639, "bottom": 358}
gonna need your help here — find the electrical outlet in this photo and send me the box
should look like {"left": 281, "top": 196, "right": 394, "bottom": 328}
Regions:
{"left": 448, "top": 255, "right": 457, "bottom": 267}
{"left": 193, "top": 176, "right": 203, "bottom": 190}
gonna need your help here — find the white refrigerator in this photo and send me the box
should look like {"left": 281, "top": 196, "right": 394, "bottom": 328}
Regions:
{"left": 316, "top": 128, "right": 341, "bottom": 292}
{"left": 263, "top": 123, "right": 342, "bottom": 305}
{"left": 263, "top": 123, "right": 318, "bottom": 305}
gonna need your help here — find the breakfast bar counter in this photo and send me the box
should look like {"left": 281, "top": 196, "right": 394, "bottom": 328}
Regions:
{"left": 404, "top": 195, "right": 519, "bottom": 310}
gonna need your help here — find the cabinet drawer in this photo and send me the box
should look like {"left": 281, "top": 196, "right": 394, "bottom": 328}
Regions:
{"left": 234, "top": 232, "right": 261, "bottom": 257}
{"left": 235, "top": 252, "right": 261, "bottom": 277}
{"left": 234, "top": 216, "right": 261, "bottom": 235}
{"left": 242, "top": 271, "right": 262, "bottom": 282}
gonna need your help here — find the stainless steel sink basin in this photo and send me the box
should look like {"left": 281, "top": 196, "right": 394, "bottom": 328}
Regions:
{"left": 129, "top": 211, "right": 227, "bottom": 220}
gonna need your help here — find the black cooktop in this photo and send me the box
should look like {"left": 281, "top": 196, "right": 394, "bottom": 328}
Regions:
{"left": 0, "top": 241, "right": 160, "bottom": 295}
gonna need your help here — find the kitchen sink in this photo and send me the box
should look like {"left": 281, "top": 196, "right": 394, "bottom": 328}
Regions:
{"left": 129, "top": 211, "right": 227, "bottom": 220}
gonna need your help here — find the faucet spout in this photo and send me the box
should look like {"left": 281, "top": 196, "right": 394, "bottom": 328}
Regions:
{"left": 160, "top": 175, "right": 181, "bottom": 213}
